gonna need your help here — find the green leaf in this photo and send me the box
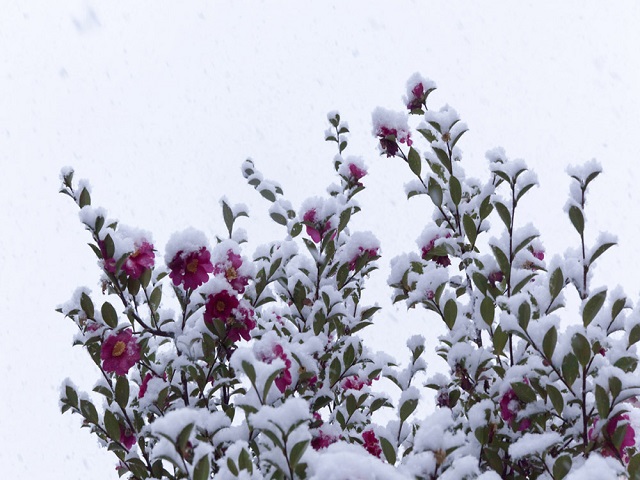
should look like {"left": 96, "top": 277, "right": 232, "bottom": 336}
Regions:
{"left": 513, "top": 235, "right": 538, "bottom": 256}
{"left": 518, "top": 301, "right": 531, "bottom": 330}
{"left": 226, "top": 459, "right": 239, "bottom": 476}
{"left": 516, "top": 182, "right": 536, "bottom": 202}
{"left": 568, "top": 206, "right": 584, "bottom": 235}
{"left": 443, "top": 299, "right": 457, "bottom": 330}
{"left": 589, "top": 242, "right": 616, "bottom": 265}
{"left": 512, "top": 382, "right": 536, "bottom": 403}
{"left": 101, "top": 302, "right": 118, "bottom": 328}
{"left": 546, "top": 384, "right": 564, "bottom": 415}
{"left": 474, "top": 426, "right": 489, "bottom": 444}
{"left": 480, "top": 297, "right": 495, "bottom": 326}
{"left": 417, "top": 128, "right": 437, "bottom": 143}
{"left": 553, "top": 455, "right": 572, "bottom": 480}
{"left": 177, "top": 423, "right": 194, "bottom": 451}
{"left": 115, "top": 376, "right": 129, "bottom": 408}
{"left": 238, "top": 448, "right": 253, "bottom": 472}
{"left": 479, "top": 195, "right": 493, "bottom": 219}
{"left": 614, "top": 356, "right": 638, "bottom": 373}
{"left": 583, "top": 289, "right": 607, "bottom": 327}
{"left": 609, "top": 376, "right": 622, "bottom": 399}
{"left": 150, "top": 286, "right": 162, "bottom": 311}
{"left": 595, "top": 384, "right": 610, "bottom": 418}
{"left": 494, "top": 201, "right": 511, "bottom": 229}
{"left": 79, "top": 188, "right": 91, "bottom": 208}
{"left": 242, "top": 361, "right": 257, "bottom": 384}
{"left": 493, "top": 326, "right": 508, "bottom": 355}
{"left": 427, "top": 178, "right": 443, "bottom": 207}
{"left": 379, "top": 436, "right": 397, "bottom": 465}
{"left": 549, "top": 268, "right": 564, "bottom": 300}
{"left": 289, "top": 440, "right": 309, "bottom": 468}
{"left": 490, "top": 245, "right": 510, "bottom": 278}
{"left": 562, "top": 353, "right": 579, "bottom": 386}
{"left": 339, "top": 208, "right": 352, "bottom": 232}
{"left": 64, "top": 385, "right": 78, "bottom": 407}
{"left": 542, "top": 326, "right": 557, "bottom": 360}
{"left": 512, "top": 273, "right": 536, "bottom": 295}
{"left": 259, "top": 188, "right": 276, "bottom": 202}
{"left": 408, "top": 147, "right": 421, "bottom": 177}
{"left": 449, "top": 176, "right": 462, "bottom": 206}
{"left": 571, "top": 333, "right": 591, "bottom": 367}
{"left": 222, "top": 201, "right": 234, "bottom": 236}
{"left": 399, "top": 398, "right": 418, "bottom": 422}
{"left": 270, "top": 212, "right": 288, "bottom": 226}
{"left": 628, "top": 453, "right": 640, "bottom": 480}
{"left": 193, "top": 455, "right": 210, "bottom": 480}
{"left": 80, "top": 399, "right": 99, "bottom": 424}
{"left": 104, "top": 234, "right": 115, "bottom": 259}
{"left": 432, "top": 146, "right": 451, "bottom": 172}
{"left": 472, "top": 272, "right": 488, "bottom": 295}
{"left": 463, "top": 214, "right": 477, "bottom": 246}
{"left": 611, "top": 297, "right": 626, "bottom": 322}
{"left": 629, "top": 324, "right": 640, "bottom": 347}
{"left": 104, "top": 409, "right": 121, "bottom": 441}
{"left": 343, "top": 344, "right": 355, "bottom": 368}
{"left": 80, "top": 292, "right": 94, "bottom": 318}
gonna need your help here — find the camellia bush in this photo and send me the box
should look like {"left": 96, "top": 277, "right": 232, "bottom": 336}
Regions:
{"left": 58, "top": 74, "right": 640, "bottom": 479}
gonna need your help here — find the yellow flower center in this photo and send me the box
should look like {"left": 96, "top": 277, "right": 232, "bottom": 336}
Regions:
{"left": 226, "top": 267, "right": 238, "bottom": 280}
{"left": 186, "top": 258, "right": 199, "bottom": 273}
{"left": 216, "top": 300, "right": 227, "bottom": 312}
{"left": 112, "top": 340, "right": 126, "bottom": 357}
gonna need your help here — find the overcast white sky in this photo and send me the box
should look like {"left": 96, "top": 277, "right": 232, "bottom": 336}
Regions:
{"left": 1, "top": 2, "right": 639, "bottom": 478}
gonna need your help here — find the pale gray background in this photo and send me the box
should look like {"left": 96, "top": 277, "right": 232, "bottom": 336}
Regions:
{"left": 1, "top": 2, "right": 639, "bottom": 478}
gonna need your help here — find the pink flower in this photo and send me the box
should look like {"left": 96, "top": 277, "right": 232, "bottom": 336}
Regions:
{"left": 213, "top": 249, "right": 249, "bottom": 293}
{"left": 348, "top": 247, "right": 379, "bottom": 271}
{"left": 119, "top": 425, "right": 136, "bottom": 450}
{"left": 421, "top": 235, "right": 451, "bottom": 267}
{"left": 204, "top": 290, "right": 239, "bottom": 322}
{"left": 227, "top": 305, "right": 256, "bottom": 343}
{"left": 260, "top": 344, "right": 292, "bottom": 393}
{"left": 406, "top": 82, "right": 425, "bottom": 111}
{"left": 500, "top": 388, "right": 531, "bottom": 431}
{"left": 488, "top": 271, "right": 504, "bottom": 286}
{"left": 138, "top": 373, "right": 153, "bottom": 398}
{"left": 362, "top": 430, "right": 382, "bottom": 458}
{"left": 303, "top": 209, "right": 333, "bottom": 243}
{"left": 376, "top": 125, "right": 413, "bottom": 158}
{"left": 531, "top": 249, "right": 545, "bottom": 261}
{"left": 168, "top": 247, "right": 213, "bottom": 290}
{"left": 590, "top": 414, "right": 636, "bottom": 462}
{"left": 101, "top": 329, "right": 140, "bottom": 376}
{"left": 122, "top": 241, "right": 155, "bottom": 279}
{"left": 341, "top": 375, "right": 373, "bottom": 391}
{"left": 348, "top": 163, "right": 367, "bottom": 182}
{"left": 98, "top": 239, "right": 117, "bottom": 274}
{"left": 311, "top": 430, "right": 338, "bottom": 450}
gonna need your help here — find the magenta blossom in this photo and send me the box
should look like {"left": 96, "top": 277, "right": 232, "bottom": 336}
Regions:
{"left": 590, "top": 414, "right": 636, "bottom": 462}
{"left": 348, "top": 247, "right": 379, "bottom": 271}
{"left": 101, "top": 329, "right": 140, "bottom": 376}
{"left": 311, "top": 430, "right": 338, "bottom": 451}
{"left": 421, "top": 234, "right": 451, "bottom": 267}
{"left": 123, "top": 241, "right": 155, "bottom": 279}
{"left": 303, "top": 209, "right": 333, "bottom": 243}
{"left": 204, "top": 290, "right": 239, "bottom": 322}
{"left": 500, "top": 388, "right": 531, "bottom": 431}
{"left": 168, "top": 247, "right": 213, "bottom": 290}
{"left": 362, "top": 430, "right": 382, "bottom": 458}
{"left": 341, "top": 375, "right": 373, "bottom": 391}
{"left": 226, "top": 305, "right": 256, "bottom": 343}
{"left": 98, "top": 239, "right": 117, "bottom": 274}
{"left": 119, "top": 425, "right": 136, "bottom": 450}
{"left": 213, "top": 249, "right": 249, "bottom": 293}
{"left": 348, "top": 163, "right": 367, "bottom": 183}
{"left": 406, "top": 82, "right": 425, "bottom": 111}
{"left": 260, "top": 344, "right": 292, "bottom": 393}
{"left": 376, "top": 125, "right": 413, "bottom": 158}
{"left": 488, "top": 270, "right": 504, "bottom": 286}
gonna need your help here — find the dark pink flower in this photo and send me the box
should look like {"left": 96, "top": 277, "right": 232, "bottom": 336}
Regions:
{"left": 303, "top": 209, "right": 333, "bottom": 243}
{"left": 590, "top": 414, "right": 636, "bottom": 462}
{"left": 168, "top": 247, "right": 213, "bottom": 290}
{"left": 500, "top": 388, "right": 530, "bottom": 431}
{"left": 260, "top": 344, "right": 292, "bottom": 393}
{"left": 204, "top": 290, "right": 239, "bottom": 322}
{"left": 348, "top": 247, "right": 379, "bottom": 271}
{"left": 101, "top": 329, "right": 140, "bottom": 376}
{"left": 311, "top": 430, "right": 338, "bottom": 450}
{"left": 488, "top": 271, "right": 504, "bottom": 286}
{"left": 138, "top": 373, "right": 153, "bottom": 399}
{"left": 123, "top": 241, "right": 155, "bottom": 279}
{"left": 362, "top": 430, "right": 382, "bottom": 458}
{"left": 341, "top": 375, "right": 373, "bottom": 391}
{"left": 213, "top": 249, "right": 249, "bottom": 293}
{"left": 406, "top": 82, "right": 425, "bottom": 111}
{"left": 226, "top": 305, "right": 256, "bottom": 343}
{"left": 421, "top": 235, "right": 451, "bottom": 267}
{"left": 98, "top": 239, "right": 117, "bottom": 274}
{"left": 531, "top": 249, "right": 545, "bottom": 261}
{"left": 119, "top": 425, "right": 136, "bottom": 450}
{"left": 348, "top": 163, "right": 367, "bottom": 182}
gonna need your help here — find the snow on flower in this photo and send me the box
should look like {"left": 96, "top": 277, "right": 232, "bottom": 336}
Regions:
{"left": 362, "top": 430, "right": 382, "bottom": 458}
{"left": 101, "top": 329, "right": 140, "bottom": 376}
{"left": 300, "top": 197, "right": 338, "bottom": 244}
{"left": 403, "top": 72, "right": 436, "bottom": 111}
{"left": 589, "top": 414, "right": 636, "bottom": 462}
{"left": 259, "top": 344, "right": 293, "bottom": 393}
{"left": 165, "top": 228, "right": 214, "bottom": 290}
{"left": 119, "top": 425, "right": 136, "bottom": 450}
{"left": 419, "top": 226, "right": 452, "bottom": 267}
{"left": 500, "top": 387, "right": 531, "bottom": 431}
{"left": 372, "top": 107, "right": 412, "bottom": 157}
{"left": 122, "top": 241, "right": 155, "bottom": 279}
{"left": 212, "top": 248, "right": 249, "bottom": 293}
{"left": 338, "top": 156, "right": 368, "bottom": 185}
